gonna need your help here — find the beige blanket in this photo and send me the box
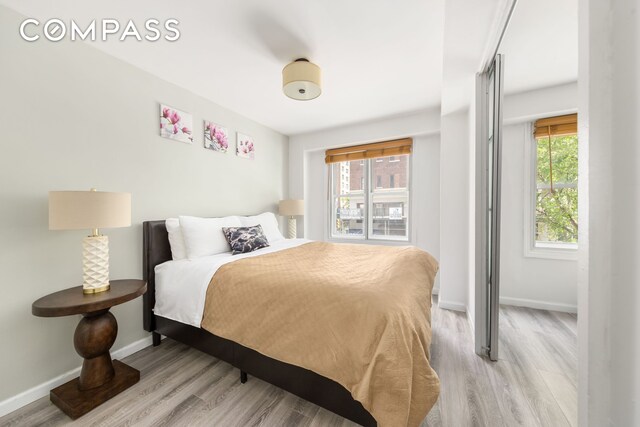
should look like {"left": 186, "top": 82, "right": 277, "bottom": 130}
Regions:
{"left": 201, "top": 242, "right": 440, "bottom": 426}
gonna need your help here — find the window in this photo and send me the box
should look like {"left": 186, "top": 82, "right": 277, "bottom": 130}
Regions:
{"left": 525, "top": 114, "right": 578, "bottom": 258}
{"left": 326, "top": 139, "right": 412, "bottom": 241}
{"left": 330, "top": 159, "right": 365, "bottom": 237}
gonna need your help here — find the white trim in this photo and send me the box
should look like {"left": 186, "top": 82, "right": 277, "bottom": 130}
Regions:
{"left": 438, "top": 299, "right": 467, "bottom": 312}
{"left": 523, "top": 123, "right": 535, "bottom": 253}
{"left": 474, "top": 71, "right": 488, "bottom": 355}
{"left": 525, "top": 246, "right": 578, "bottom": 261}
{"left": 327, "top": 238, "right": 414, "bottom": 247}
{"left": 432, "top": 286, "right": 439, "bottom": 296}
{"left": 523, "top": 123, "right": 578, "bottom": 261}
{"left": 500, "top": 296, "right": 577, "bottom": 313}
{"left": 0, "top": 335, "right": 157, "bottom": 418}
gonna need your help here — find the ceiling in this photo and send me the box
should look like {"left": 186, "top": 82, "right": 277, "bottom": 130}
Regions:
{"left": 440, "top": 0, "right": 508, "bottom": 115}
{"left": 1, "top": 0, "right": 445, "bottom": 135}
{"left": 499, "top": 0, "right": 578, "bottom": 94}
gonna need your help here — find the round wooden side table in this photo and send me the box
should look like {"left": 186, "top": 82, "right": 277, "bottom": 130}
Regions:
{"left": 32, "top": 279, "right": 147, "bottom": 419}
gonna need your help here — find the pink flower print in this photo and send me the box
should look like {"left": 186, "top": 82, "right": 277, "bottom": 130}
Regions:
{"left": 205, "top": 122, "right": 211, "bottom": 131}
{"left": 160, "top": 123, "right": 164, "bottom": 129}
{"left": 162, "top": 107, "right": 170, "bottom": 118}
{"left": 169, "top": 110, "right": 181, "bottom": 124}
{"left": 247, "top": 142, "right": 254, "bottom": 152}
{"left": 214, "top": 127, "right": 228, "bottom": 149}
{"left": 173, "top": 124, "right": 179, "bottom": 134}
{"left": 182, "top": 127, "right": 191, "bottom": 135}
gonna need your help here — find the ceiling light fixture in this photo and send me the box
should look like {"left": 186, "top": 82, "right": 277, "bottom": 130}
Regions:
{"left": 282, "top": 58, "right": 321, "bottom": 101}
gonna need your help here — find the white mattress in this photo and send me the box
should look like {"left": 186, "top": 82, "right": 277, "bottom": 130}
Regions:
{"left": 154, "top": 238, "right": 311, "bottom": 327}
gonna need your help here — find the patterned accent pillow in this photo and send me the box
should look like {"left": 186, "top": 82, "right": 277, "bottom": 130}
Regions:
{"left": 222, "top": 225, "right": 270, "bottom": 255}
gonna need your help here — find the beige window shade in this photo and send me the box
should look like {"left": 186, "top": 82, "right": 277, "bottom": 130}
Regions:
{"left": 533, "top": 114, "right": 578, "bottom": 138}
{"left": 325, "top": 138, "right": 413, "bottom": 164}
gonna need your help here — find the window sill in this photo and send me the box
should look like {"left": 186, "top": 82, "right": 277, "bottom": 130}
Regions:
{"left": 329, "top": 237, "right": 411, "bottom": 246}
{"left": 524, "top": 244, "right": 578, "bottom": 261}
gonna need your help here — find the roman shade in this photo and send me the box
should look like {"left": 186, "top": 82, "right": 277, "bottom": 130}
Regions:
{"left": 325, "top": 138, "right": 413, "bottom": 164}
{"left": 533, "top": 114, "right": 578, "bottom": 138}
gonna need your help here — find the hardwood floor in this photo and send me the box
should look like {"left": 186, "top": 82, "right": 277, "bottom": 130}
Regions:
{"left": 426, "top": 302, "right": 577, "bottom": 427}
{"left": 0, "top": 301, "right": 577, "bottom": 427}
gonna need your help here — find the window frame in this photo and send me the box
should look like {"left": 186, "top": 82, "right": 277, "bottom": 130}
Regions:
{"left": 328, "top": 154, "right": 411, "bottom": 243}
{"left": 329, "top": 162, "right": 366, "bottom": 241}
{"left": 523, "top": 123, "right": 578, "bottom": 260}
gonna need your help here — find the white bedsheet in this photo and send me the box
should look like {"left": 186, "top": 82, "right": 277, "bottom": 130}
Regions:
{"left": 154, "top": 238, "right": 311, "bottom": 327}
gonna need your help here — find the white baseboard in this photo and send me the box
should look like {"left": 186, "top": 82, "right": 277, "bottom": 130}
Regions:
{"left": 500, "top": 296, "right": 577, "bottom": 313}
{"left": 438, "top": 299, "right": 467, "bottom": 312}
{"left": 432, "top": 287, "right": 439, "bottom": 296}
{"left": 0, "top": 335, "right": 154, "bottom": 418}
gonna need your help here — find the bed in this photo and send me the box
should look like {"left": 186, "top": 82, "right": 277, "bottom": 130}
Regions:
{"left": 142, "top": 219, "right": 439, "bottom": 427}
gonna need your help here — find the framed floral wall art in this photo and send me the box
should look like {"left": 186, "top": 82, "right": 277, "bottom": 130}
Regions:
{"left": 204, "top": 121, "right": 229, "bottom": 152}
{"left": 236, "top": 132, "right": 255, "bottom": 159}
{"left": 160, "top": 104, "right": 193, "bottom": 144}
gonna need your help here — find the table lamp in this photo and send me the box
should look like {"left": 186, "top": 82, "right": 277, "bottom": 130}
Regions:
{"left": 49, "top": 189, "right": 131, "bottom": 294}
{"left": 278, "top": 199, "right": 304, "bottom": 239}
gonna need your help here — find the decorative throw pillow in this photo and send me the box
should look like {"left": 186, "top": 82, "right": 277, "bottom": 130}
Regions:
{"left": 222, "top": 225, "right": 270, "bottom": 255}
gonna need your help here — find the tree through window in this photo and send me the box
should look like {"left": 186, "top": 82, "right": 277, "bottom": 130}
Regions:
{"left": 533, "top": 115, "right": 578, "bottom": 245}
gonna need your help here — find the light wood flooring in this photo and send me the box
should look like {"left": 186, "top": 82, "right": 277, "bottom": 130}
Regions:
{"left": 0, "top": 300, "right": 577, "bottom": 427}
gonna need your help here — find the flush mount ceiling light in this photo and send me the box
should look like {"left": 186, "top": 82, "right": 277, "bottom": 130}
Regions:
{"left": 282, "top": 58, "right": 322, "bottom": 101}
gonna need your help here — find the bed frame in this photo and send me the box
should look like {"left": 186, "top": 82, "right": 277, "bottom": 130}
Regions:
{"left": 142, "top": 220, "right": 376, "bottom": 427}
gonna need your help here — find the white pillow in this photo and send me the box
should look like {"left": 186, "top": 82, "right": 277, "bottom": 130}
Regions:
{"left": 179, "top": 215, "right": 242, "bottom": 259}
{"left": 239, "top": 212, "right": 284, "bottom": 243}
{"left": 165, "top": 218, "right": 187, "bottom": 260}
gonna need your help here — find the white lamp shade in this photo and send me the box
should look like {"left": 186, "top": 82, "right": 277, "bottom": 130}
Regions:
{"left": 49, "top": 190, "right": 131, "bottom": 230}
{"left": 279, "top": 199, "right": 305, "bottom": 216}
{"left": 282, "top": 59, "right": 321, "bottom": 101}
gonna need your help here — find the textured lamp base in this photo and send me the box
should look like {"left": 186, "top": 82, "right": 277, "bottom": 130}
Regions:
{"left": 82, "top": 235, "right": 110, "bottom": 294}
{"left": 287, "top": 217, "right": 297, "bottom": 239}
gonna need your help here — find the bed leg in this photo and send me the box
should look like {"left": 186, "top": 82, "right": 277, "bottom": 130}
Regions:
{"left": 240, "top": 370, "right": 248, "bottom": 384}
{"left": 152, "top": 331, "right": 161, "bottom": 347}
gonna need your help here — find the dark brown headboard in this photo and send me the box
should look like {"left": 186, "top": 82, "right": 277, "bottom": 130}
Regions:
{"left": 142, "top": 220, "right": 172, "bottom": 332}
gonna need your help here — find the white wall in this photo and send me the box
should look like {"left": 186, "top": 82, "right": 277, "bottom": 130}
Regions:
{"left": 439, "top": 0, "right": 510, "bottom": 316}
{"left": 289, "top": 108, "right": 440, "bottom": 203}
{"left": 438, "top": 110, "right": 470, "bottom": 311}
{"left": 0, "top": 5, "right": 288, "bottom": 407}
{"left": 499, "top": 82, "right": 579, "bottom": 312}
{"left": 578, "top": 0, "right": 640, "bottom": 424}
{"left": 467, "top": 96, "right": 477, "bottom": 327}
{"left": 303, "top": 149, "right": 327, "bottom": 241}
{"left": 289, "top": 110, "right": 442, "bottom": 290}
{"left": 504, "top": 82, "right": 578, "bottom": 124}
{"left": 500, "top": 123, "right": 577, "bottom": 311}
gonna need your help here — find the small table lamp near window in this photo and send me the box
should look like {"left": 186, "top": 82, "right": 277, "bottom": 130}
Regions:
{"left": 49, "top": 189, "right": 131, "bottom": 294}
{"left": 279, "top": 199, "right": 304, "bottom": 239}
